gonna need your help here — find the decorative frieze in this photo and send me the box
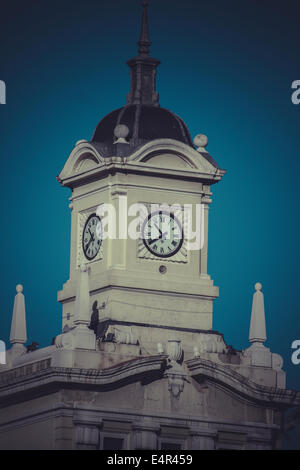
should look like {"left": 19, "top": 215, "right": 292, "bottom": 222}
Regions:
{"left": 0, "top": 358, "right": 51, "bottom": 385}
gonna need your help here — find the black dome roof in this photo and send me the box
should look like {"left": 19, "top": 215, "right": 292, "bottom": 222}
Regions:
{"left": 91, "top": 104, "right": 194, "bottom": 149}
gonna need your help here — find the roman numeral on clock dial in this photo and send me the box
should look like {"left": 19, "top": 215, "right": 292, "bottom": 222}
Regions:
{"left": 82, "top": 213, "right": 102, "bottom": 261}
{"left": 142, "top": 211, "right": 183, "bottom": 258}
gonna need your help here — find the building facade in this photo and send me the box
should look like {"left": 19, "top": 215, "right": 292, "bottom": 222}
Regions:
{"left": 0, "top": 1, "right": 299, "bottom": 450}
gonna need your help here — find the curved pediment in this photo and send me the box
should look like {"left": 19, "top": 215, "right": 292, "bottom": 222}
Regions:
{"left": 74, "top": 154, "right": 99, "bottom": 173}
{"left": 141, "top": 152, "right": 195, "bottom": 169}
{"left": 58, "top": 141, "right": 105, "bottom": 184}
{"left": 128, "top": 139, "right": 220, "bottom": 175}
{"left": 57, "top": 138, "right": 225, "bottom": 188}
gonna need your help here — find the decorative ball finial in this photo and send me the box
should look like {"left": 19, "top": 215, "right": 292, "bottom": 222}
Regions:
{"left": 114, "top": 124, "right": 130, "bottom": 144}
{"left": 193, "top": 134, "right": 208, "bottom": 153}
{"left": 255, "top": 282, "right": 262, "bottom": 291}
{"left": 16, "top": 284, "right": 23, "bottom": 293}
{"left": 114, "top": 124, "right": 129, "bottom": 139}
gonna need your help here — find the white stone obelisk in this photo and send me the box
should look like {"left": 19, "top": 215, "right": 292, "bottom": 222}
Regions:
{"left": 249, "top": 282, "right": 266, "bottom": 344}
{"left": 10, "top": 284, "right": 27, "bottom": 354}
{"left": 245, "top": 282, "right": 272, "bottom": 367}
{"left": 73, "top": 264, "right": 96, "bottom": 350}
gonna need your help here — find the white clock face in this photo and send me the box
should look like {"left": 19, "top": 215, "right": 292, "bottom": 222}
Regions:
{"left": 82, "top": 213, "right": 102, "bottom": 260}
{"left": 142, "top": 211, "right": 183, "bottom": 258}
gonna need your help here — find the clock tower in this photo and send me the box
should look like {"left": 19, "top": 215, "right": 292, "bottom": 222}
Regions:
{"left": 1, "top": 0, "right": 299, "bottom": 451}
{"left": 57, "top": 0, "right": 225, "bottom": 352}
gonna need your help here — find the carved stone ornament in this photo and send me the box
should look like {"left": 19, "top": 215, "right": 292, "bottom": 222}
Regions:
{"left": 105, "top": 325, "right": 139, "bottom": 345}
{"left": 167, "top": 372, "right": 185, "bottom": 398}
{"left": 55, "top": 331, "right": 75, "bottom": 350}
{"left": 165, "top": 351, "right": 186, "bottom": 399}
{"left": 167, "top": 339, "right": 182, "bottom": 363}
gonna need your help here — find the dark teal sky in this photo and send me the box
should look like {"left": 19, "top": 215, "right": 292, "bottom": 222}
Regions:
{"left": 0, "top": 0, "right": 300, "bottom": 447}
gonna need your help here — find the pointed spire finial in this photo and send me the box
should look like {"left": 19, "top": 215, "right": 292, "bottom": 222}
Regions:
{"left": 10, "top": 284, "right": 27, "bottom": 350}
{"left": 127, "top": 0, "right": 160, "bottom": 107}
{"left": 138, "top": 0, "right": 151, "bottom": 56}
{"left": 249, "top": 282, "right": 267, "bottom": 344}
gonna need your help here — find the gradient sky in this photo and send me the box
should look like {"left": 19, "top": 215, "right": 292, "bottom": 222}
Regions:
{"left": 0, "top": 0, "right": 299, "bottom": 448}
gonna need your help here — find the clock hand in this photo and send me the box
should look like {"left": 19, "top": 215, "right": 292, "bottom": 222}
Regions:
{"left": 154, "top": 222, "right": 163, "bottom": 237}
{"left": 148, "top": 237, "right": 160, "bottom": 245}
{"left": 85, "top": 229, "right": 96, "bottom": 250}
{"left": 88, "top": 228, "right": 95, "bottom": 240}
{"left": 85, "top": 237, "right": 93, "bottom": 250}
